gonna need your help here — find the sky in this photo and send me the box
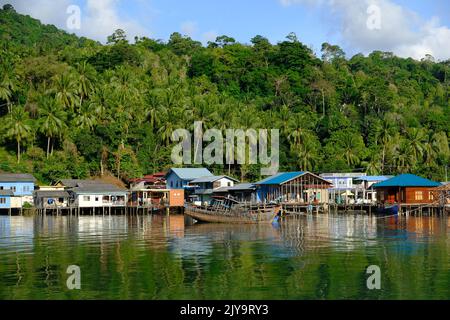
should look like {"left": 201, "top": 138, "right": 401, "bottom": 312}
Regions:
{"left": 1, "top": 0, "right": 449, "bottom": 60}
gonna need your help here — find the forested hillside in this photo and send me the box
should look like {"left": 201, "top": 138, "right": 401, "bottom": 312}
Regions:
{"left": 0, "top": 4, "right": 449, "bottom": 184}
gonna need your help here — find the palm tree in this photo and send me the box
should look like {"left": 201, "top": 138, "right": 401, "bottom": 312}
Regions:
{"left": 145, "top": 93, "right": 165, "bottom": 130}
{"left": 75, "top": 61, "right": 95, "bottom": 105}
{"left": 38, "top": 97, "right": 67, "bottom": 158}
{"left": 394, "top": 139, "right": 414, "bottom": 173}
{"left": 341, "top": 134, "right": 361, "bottom": 166}
{"left": 6, "top": 106, "right": 32, "bottom": 163}
{"left": 295, "top": 138, "right": 320, "bottom": 171}
{"left": 74, "top": 102, "right": 97, "bottom": 131}
{"left": 406, "top": 128, "right": 426, "bottom": 163}
{"left": 0, "top": 72, "right": 16, "bottom": 113}
{"left": 51, "top": 73, "right": 77, "bottom": 111}
{"left": 375, "top": 119, "right": 393, "bottom": 173}
{"left": 287, "top": 114, "right": 310, "bottom": 150}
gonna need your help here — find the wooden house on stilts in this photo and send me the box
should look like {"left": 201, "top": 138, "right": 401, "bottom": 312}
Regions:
{"left": 254, "top": 172, "right": 332, "bottom": 204}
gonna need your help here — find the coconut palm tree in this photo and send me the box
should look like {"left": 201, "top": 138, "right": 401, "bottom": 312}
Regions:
{"left": 375, "top": 119, "right": 393, "bottom": 173}
{"left": 74, "top": 102, "right": 97, "bottom": 131}
{"left": 406, "top": 127, "right": 426, "bottom": 163}
{"left": 394, "top": 139, "right": 414, "bottom": 173}
{"left": 51, "top": 73, "right": 78, "bottom": 111}
{"left": 295, "top": 137, "right": 320, "bottom": 171}
{"left": 6, "top": 106, "right": 32, "bottom": 163}
{"left": 341, "top": 134, "right": 361, "bottom": 166}
{"left": 145, "top": 92, "right": 166, "bottom": 130}
{"left": 0, "top": 68, "right": 17, "bottom": 114}
{"left": 75, "top": 61, "right": 96, "bottom": 105}
{"left": 38, "top": 97, "right": 67, "bottom": 158}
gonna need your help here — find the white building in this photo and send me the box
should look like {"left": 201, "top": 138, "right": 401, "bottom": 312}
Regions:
{"left": 189, "top": 175, "right": 239, "bottom": 204}
{"left": 57, "top": 179, "right": 128, "bottom": 208}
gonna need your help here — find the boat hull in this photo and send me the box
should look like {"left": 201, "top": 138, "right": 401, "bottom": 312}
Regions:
{"left": 184, "top": 204, "right": 280, "bottom": 224}
{"left": 377, "top": 204, "right": 399, "bottom": 215}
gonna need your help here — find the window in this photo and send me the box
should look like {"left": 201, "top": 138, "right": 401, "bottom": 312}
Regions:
{"left": 429, "top": 192, "right": 434, "bottom": 201}
{"left": 170, "top": 181, "right": 173, "bottom": 188}
{"left": 228, "top": 182, "right": 232, "bottom": 187}
{"left": 83, "top": 196, "right": 91, "bottom": 201}
{"left": 11, "top": 186, "right": 16, "bottom": 192}
{"left": 0, "top": 198, "right": 5, "bottom": 204}
{"left": 95, "top": 197, "right": 99, "bottom": 202}
{"left": 0, "top": 186, "right": 3, "bottom": 190}
{"left": 415, "top": 191, "right": 423, "bottom": 201}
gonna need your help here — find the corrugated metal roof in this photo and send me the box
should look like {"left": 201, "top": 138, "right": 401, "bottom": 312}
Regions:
{"left": 191, "top": 175, "right": 239, "bottom": 183}
{"left": 355, "top": 176, "right": 391, "bottom": 182}
{"left": 213, "top": 187, "right": 231, "bottom": 193}
{"left": 255, "top": 172, "right": 305, "bottom": 185}
{"left": 228, "top": 183, "right": 256, "bottom": 191}
{"left": 167, "top": 168, "right": 213, "bottom": 180}
{"left": 35, "top": 190, "right": 70, "bottom": 198}
{"left": 372, "top": 174, "right": 441, "bottom": 188}
{"left": 0, "top": 173, "right": 36, "bottom": 182}
{"left": 72, "top": 184, "right": 127, "bottom": 194}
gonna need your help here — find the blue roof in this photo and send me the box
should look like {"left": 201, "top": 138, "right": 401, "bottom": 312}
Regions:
{"left": 355, "top": 176, "right": 390, "bottom": 182}
{"left": 255, "top": 172, "right": 305, "bottom": 185}
{"left": 372, "top": 174, "right": 441, "bottom": 188}
{"left": 167, "top": 168, "right": 213, "bottom": 180}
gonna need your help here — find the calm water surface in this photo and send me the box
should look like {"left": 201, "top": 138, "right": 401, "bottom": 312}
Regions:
{"left": 0, "top": 213, "right": 448, "bottom": 300}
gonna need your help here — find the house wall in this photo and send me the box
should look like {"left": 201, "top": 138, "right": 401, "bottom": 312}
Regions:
{"left": 0, "top": 182, "right": 34, "bottom": 196}
{"left": 76, "top": 194, "right": 127, "bottom": 207}
{"left": 169, "top": 189, "right": 184, "bottom": 207}
{"left": 377, "top": 187, "right": 437, "bottom": 204}
{"left": 322, "top": 176, "right": 353, "bottom": 189}
{"left": 36, "top": 197, "right": 69, "bottom": 209}
{"left": 0, "top": 196, "right": 11, "bottom": 209}
{"left": 166, "top": 172, "right": 188, "bottom": 189}
{"left": 214, "top": 178, "right": 235, "bottom": 188}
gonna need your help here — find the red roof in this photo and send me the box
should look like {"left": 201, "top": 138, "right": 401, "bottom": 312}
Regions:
{"left": 129, "top": 172, "right": 167, "bottom": 184}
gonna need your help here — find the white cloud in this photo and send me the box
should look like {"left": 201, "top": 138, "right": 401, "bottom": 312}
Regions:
{"left": 0, "top": 0, "right": 151, "bottom": 43}
{"left": 180, "top": 21, "right": 198, "bottom": 37}
{"left": 202, "top": 30, "right": 218, "bottom": 44}
{"left": 279, "top": 0, "right": 450, "bottom": 60}
{"left": 81, "top": 0, "right": 149, "bottom": 42}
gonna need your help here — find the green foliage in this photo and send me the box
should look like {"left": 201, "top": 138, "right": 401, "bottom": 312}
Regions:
{"left": 0, "top": 5, "right": 449, "bottom": 183}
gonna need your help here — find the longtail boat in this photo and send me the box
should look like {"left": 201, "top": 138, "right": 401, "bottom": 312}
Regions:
{"left": 184, "top": 198, "right": 281, "bottom": 224}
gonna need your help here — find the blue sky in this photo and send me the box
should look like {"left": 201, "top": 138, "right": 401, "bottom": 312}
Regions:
{"left": 2, "top": 0, "right": 450, "bottom": 60}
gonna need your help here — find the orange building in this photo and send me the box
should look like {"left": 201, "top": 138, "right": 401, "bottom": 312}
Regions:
{"left": 372, "top": 174, "right": 441, "bottom": 205}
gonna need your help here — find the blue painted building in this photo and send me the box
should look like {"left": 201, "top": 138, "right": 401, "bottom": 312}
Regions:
{"left": 0, "top": 173, "right": 36, "bottom": 209}
{"left": 166, "top": 168, "right": 213, "bottom": 189}
{"left": 0, "top": 190, "right": 13, "bottom": 209}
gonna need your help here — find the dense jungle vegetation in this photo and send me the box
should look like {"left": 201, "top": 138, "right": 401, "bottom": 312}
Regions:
{"left": 0, "top": 4, "right": 449, "bottom": 184}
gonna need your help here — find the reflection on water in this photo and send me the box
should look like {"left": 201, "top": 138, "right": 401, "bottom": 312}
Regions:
{"left": 0, "top": 214, "right": 448, "bottom": 299}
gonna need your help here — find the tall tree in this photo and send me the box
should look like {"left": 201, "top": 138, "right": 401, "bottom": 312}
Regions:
{"left": 5, "top": 106, "right": 31, "bottom": 163}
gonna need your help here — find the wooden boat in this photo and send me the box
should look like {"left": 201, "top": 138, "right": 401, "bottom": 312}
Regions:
{"left": 184, "top": 198, "right": 281, "bottom": 224}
